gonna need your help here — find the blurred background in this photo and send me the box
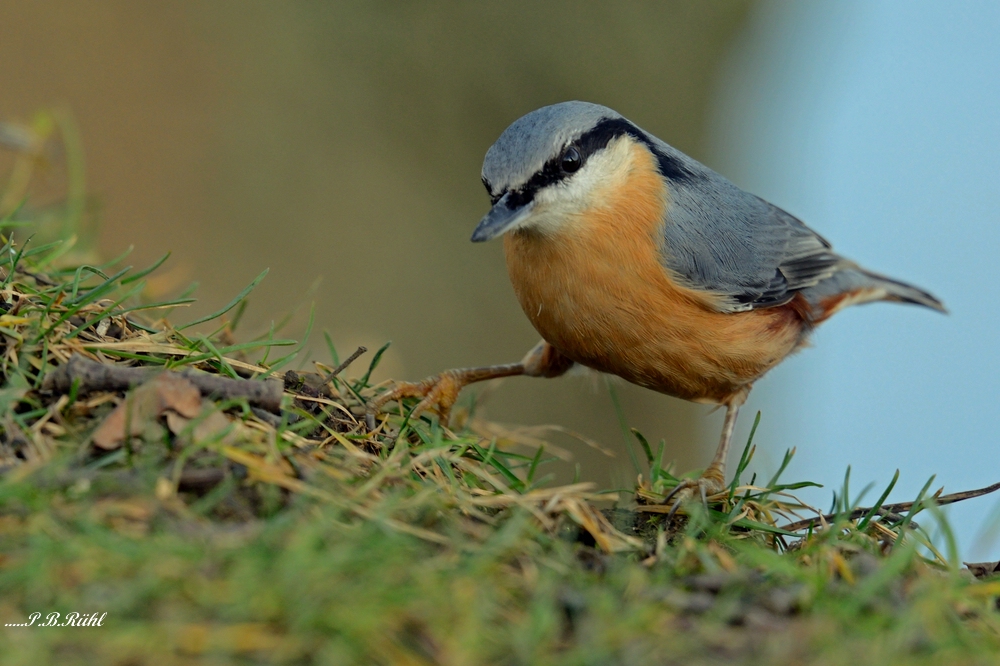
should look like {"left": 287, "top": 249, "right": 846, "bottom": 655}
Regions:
{"left": 1, "top": 1, "right": 998, "bottom": 556}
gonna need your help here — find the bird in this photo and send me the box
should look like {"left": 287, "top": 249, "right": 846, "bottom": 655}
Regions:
{"left": 367, "top": 101, "right": 945, "bottom": 504}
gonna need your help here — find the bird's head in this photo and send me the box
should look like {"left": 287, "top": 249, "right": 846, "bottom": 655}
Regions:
{"left": 473, "top": 101, "right": 668, "bottom": 243}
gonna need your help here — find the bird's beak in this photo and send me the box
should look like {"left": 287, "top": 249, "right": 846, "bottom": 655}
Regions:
{"left": 471, "top": 193, "right": 534, "bottom": 242}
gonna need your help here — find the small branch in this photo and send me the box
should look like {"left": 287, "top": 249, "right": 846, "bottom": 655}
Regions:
{"left": 44, "top": 353, "right": 284, "bottom": 413}
{"left": 323, "top": 345, "right": 367, "bottom": 383}
{"left": 779, "top": 481, "right": 1000, "bottom": 533}
{"left": 22, "top": 270, "right": 58, "bottom": 286}
{"left": 250, "top": 406, "right": 284, "bottom": 427}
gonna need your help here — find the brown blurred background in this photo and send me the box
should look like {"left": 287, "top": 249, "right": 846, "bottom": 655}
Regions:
{"left": 0, "top": 1, "right": 754, "bottom": 488}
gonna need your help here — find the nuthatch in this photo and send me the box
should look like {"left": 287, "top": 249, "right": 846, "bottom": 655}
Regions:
{"left": 369, "top": 101, "right": 944, "bottom": 502}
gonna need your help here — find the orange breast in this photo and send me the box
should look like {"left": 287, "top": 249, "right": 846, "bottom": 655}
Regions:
{"left": 503, "top": 140, "right": 808, "bottom": 406}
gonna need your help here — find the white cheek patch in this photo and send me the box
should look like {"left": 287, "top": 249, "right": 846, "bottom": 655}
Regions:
{"left": 512, "top": 137, "right": 638, "bottom": 236}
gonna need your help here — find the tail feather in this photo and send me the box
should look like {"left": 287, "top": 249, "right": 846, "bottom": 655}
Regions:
{"left": 859, "top": 268, "right": 947, "bottom": 313}
{"left": 802, "top": 266, "right": 946, "bottom": 322}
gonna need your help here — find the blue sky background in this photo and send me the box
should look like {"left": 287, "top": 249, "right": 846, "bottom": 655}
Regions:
{"left": 708, "top": 1, "right": 1000, "bottom": 558}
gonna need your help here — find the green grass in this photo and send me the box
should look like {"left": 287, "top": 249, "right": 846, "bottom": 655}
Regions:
{"left": 2, "top": 116, "right": 1000, "bottom": 665}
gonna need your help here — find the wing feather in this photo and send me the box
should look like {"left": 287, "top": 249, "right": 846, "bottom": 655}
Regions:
{"left": 652, "top": 142, "right": 845, "bottom": 312}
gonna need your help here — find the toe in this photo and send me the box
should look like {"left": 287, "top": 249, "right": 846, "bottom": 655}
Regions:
{"left": 367, "top": 373, "right": 460, "bottom": 427}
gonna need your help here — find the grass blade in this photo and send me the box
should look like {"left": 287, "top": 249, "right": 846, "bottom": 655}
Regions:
{"left": 894, "top": 475, "right": 937, "bottom": 548}
{"left": 178, "top": 268, "right": 268, "bottom": 331}
{"left": 607, "top": 380, "right": 641, "bottom": 476}
{"left": 729, "top": 410, "right": 761, "bottom": 498}
{"left": 354, "top": 341, "right": 390, "bottom": 390}
{"left": 631, "top": 428, "right": 654, "bottom": 467}
{"left": 857, "top": 469, "right": 900, "bottom": 531}
{"left": 121, "top": 251, "right": 170, "bottom": 285}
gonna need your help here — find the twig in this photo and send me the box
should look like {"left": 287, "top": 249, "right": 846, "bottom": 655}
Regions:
{"left": 178, "top": 466, "right": 226, "bottom": 492}
{"left": 250, "top": 406, "right": 284, "bottom": 427}
{"left": 21, "top": 270, "right": 58, "bottom": 286}
{"left": 779, "top": 481, "right": 1000, "bottom": 533}
{"left": 323, "top": 345, "right": 367, "bottom": 383}
{"left": 44, "top": 353, "right": 284, "bottom": 413}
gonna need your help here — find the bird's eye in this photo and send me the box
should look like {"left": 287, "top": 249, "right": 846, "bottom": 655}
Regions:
{"left": 561, "top": 146, "right": 582, "bottom": 173}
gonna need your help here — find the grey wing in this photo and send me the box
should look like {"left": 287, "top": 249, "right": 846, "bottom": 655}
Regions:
{"left": 660, "top": 174, "right": 845, "bottom": 312}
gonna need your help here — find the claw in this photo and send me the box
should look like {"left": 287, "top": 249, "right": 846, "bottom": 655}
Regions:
{"left": 663, "top": 473, "right": 727, "bottom": 521}
{"left": 364, "top": 363, "right": 526, "bottom": 431}
{"left": 364, "top": 372, "right": 460, "bottom": 430}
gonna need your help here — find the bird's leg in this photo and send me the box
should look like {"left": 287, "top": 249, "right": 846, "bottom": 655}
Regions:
{"left": 365, "top": 340, "right": 572, "bottom": 429}
{"left": 703, "top": 402, "right": 741, "bottom": 490}
{"left": 662, "top": 401, "right": 741, "bottom": 510}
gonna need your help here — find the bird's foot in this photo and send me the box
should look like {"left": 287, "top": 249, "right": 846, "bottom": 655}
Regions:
{"left": 365, "top": 370, "right": 465, "bottom": 430}
{"left": 661, "top": 465, "right": 729, "bottom": 519}
{"left": 364, "top": 363, "right": 525, "bottom": 431}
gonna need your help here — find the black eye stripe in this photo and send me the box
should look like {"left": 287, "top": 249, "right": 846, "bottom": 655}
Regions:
{"left": 578, "top": 118, "right": 697, "bottom": 184}
{"left": 502, "top": 149, "right": 571, "bottom": 207}
{"left": 484, "top": 117, "right": 698, "bottom": 207}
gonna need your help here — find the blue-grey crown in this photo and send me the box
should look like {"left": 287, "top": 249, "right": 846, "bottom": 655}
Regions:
{"left": 481, "top": 101, "right": 620, "bottom": 196}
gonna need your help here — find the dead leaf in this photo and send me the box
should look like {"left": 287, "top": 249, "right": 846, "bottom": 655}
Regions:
{"left": 166, "top": 402, "right": 238, "bottom": 445}
{"left": 92, "top": 374, "right": 201, "bottom": 449}
{"left": 164, "top": 410, "right": 189, "bottom": 436}
{"left": 192, "top": 410, "right": 237, "bottom": 443}
{"left": 156, "top": 374, "right": 202, "bottom": 417}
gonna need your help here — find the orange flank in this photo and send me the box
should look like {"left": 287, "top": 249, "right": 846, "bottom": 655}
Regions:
{"left": 815, "top": 287, "right": 890, "bottom": 323}
{"left": 504, "top": 138, "right": 808, "bottom": 407}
